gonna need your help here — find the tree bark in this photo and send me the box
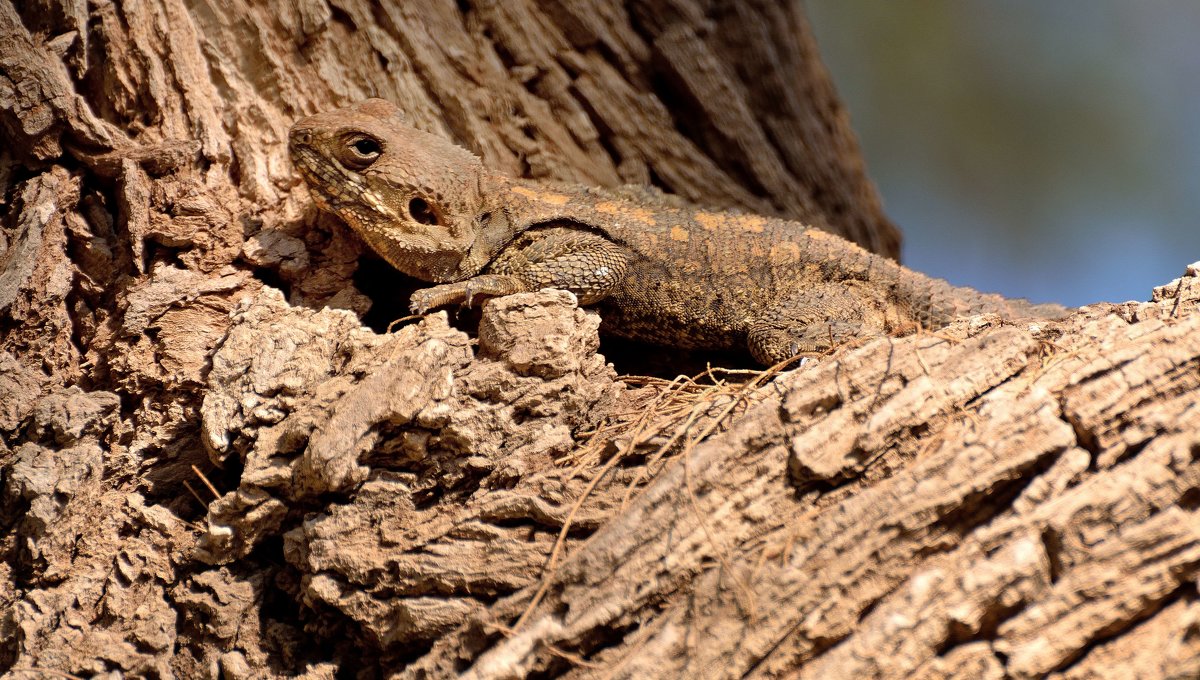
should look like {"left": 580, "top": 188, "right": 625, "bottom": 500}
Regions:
{"left": 3, "top": 1, "right": 1198, "bottom": 679}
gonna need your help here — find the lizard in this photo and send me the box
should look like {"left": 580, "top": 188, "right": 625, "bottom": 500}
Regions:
{"left": 288, "top": 98, "right": 1068, "bottom": 366}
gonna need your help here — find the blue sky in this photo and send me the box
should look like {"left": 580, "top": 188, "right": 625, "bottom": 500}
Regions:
{"left": 807, "top": 2, "right": 1200, "bottom": 306}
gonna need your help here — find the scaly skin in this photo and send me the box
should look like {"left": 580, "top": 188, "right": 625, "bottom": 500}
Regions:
{"left": 289, "top": 99, "right": 1068, "bottom": 365}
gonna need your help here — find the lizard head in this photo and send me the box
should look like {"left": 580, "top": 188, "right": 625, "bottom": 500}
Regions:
{"left": 288, "top": 99, "right": 495, "bottom": 282}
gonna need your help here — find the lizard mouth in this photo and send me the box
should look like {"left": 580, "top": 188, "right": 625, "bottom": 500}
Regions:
{"left": 289, "top": 140, "right": 394, "bottom": 232}
{"left": 288, "top": 129, "right": 362, "bottom": 206}
{"left": 289, "top": 140, "right": 341, "bottom": 198}
{"left": 288, "top": 129, "right": 319, "bottom": 174}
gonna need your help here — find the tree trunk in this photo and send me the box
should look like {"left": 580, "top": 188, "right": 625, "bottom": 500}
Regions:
{"left": 3, "top": 1, "right": 1198, "bottom": 678}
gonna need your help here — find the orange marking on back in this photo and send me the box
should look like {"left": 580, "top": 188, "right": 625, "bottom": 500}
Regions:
{"left": 629, "top": 207, "right": 657, "bottom": 225}
{"left": 595, "top": 201, "right": 657, "bottom": 226}
{"left": 670, "top": 225, "right": 689, "bottom": 242}
{"left": 511, "top": 186, "right": 570, "bottom": 205}
{"left": 770, "top": 241, "right": 801, "bottom": 261}
{"left": 695, "top": 212, "right": 723, "bottom": 231}
{"left": 737, "top": 215, "right": 766, "bottom": 233}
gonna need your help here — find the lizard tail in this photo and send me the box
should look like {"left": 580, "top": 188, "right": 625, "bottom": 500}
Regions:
{"left": 895, "top": 268, "right": 1070, "bottom": 331}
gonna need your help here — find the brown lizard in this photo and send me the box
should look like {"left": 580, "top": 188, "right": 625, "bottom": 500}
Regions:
{"left": 288, "top": 99, "right": 1068, "bottom": 365}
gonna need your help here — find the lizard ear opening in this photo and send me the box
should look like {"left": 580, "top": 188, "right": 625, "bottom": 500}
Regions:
{"left": 408, "top": 197, "right": 440, "bottom": 226}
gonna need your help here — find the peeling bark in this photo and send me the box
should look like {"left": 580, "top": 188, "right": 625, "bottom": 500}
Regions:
{"left": 3, "top": 1, "right": 1199, "bottom": 678}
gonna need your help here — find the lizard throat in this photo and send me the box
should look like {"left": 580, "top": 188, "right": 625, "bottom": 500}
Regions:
{"left": 357, "top": 229, "right": 471, "bottom": 283}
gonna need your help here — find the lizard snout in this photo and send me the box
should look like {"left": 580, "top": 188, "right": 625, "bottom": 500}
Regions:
{"left": 288, "top": 127, "right": 313, "bottom": 150}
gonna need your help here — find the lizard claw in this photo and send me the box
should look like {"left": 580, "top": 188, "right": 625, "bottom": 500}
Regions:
{"left": 462, "top": 279, "right": 491, "bottom": 308}
{"left": 409, "top": 287, "right": 449, "bottom": 315}
{"left": 409, "top": 290, "right": 435, "bottom": 315}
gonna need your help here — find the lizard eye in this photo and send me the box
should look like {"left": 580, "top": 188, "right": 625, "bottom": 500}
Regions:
{"left": 337, "top": 134, "right": 383, "bottom": 170}
{"left": 352, "top": 138, "right": 381, "bottom": 156}
{"left": 408, "top": 197, "right": 440, "bottom": 226}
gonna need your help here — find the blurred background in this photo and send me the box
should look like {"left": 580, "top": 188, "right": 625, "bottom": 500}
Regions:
{"left": 806, "top": 2, "right": 1200, "bottom": 306}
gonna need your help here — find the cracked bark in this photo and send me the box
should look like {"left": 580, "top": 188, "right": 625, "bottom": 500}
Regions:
{"left": 3, "top": 1, "right": 1199, "bottom": 678}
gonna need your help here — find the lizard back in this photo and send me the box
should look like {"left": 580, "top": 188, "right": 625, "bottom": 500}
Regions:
{"left": 495, "top": 181, "right": 1066, "bottom": 350}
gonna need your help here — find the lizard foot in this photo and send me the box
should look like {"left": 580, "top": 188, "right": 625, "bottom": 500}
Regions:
{"left": 410, "top": 282, "right": 470, "bottom": 315}
{"left": 748, "top": 320, "right": 870, "bottom": 366}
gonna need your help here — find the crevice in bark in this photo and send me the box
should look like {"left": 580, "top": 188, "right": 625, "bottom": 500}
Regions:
{"left": 1040, "top": 526, "right": 1065, "bottom": 584}
{"left": 328, "top": 5, "right": 358, "bottom": 32}
{"left": 941, "top": 449, "right": 1066, "bottom": 537}
{"left": 1179, "top": 485, "right": 1200, "bottom": 511}
{"left": 1047, "top": 583, "right": 1198, "bottom": 678}
{"left": 644, "top": 58, "right": 769, "bottom": 202}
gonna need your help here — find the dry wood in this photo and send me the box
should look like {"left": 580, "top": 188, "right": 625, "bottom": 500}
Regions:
{"left": 3, "top": 1, "right": 1198, "bottom": 678}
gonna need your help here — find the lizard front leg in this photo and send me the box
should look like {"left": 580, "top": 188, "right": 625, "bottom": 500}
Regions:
{"left": 408, "top": 275, "right": 531, "bottom": 313}
{"left": 410, "top": 227, "right": 630, "bottom": 314}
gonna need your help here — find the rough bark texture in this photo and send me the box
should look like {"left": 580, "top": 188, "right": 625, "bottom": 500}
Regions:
{"left": 2, "top": 1, "right": 1198, "bottom": 678}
